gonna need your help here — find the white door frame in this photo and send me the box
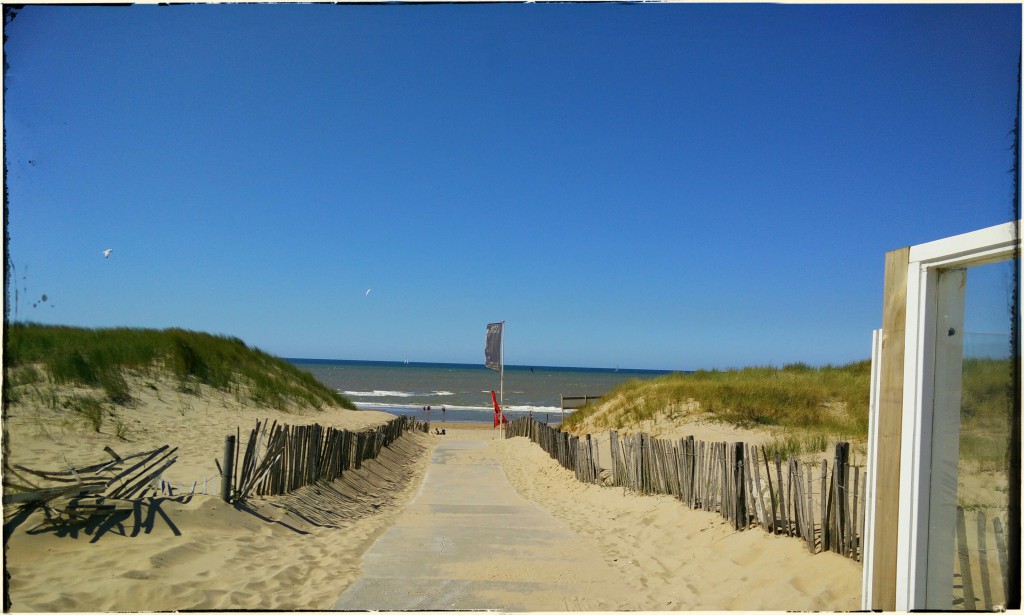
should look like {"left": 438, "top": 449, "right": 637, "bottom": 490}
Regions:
{"left": 894, "top": 220, "right": 1020, "bottom": 610}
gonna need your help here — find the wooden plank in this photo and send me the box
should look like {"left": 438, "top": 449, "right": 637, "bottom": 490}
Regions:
{"left": 234, "top": 426, "right": 242, "bottom": 499}
{"left": 858, "top": 470, "right": 867, "bottom": 561}
{"left": 993, "top": 516, "right": 1008, "bottom": 600}
{"left": 2, "top": 483, "right": 106, "bottom": 505}
{"left": 720, "top": 443, "right": 728, "bottom": 517}
{"left": 871, "top": 245, "right": 910, "bottom": 611}
{"left": 609, "top": 431, "right": 620, "bottom": 486}
{"left": 746, "top": 445, "right": 757, "bottom": 527}
{"left": 748, "top": 445, "right": 767, "bottom": 530}
{"left": 956, "top": 507, "right": 977, "bottom": 609}
{"left": 560, "top": 395, "right": 602, "bottom": 410}
{"left": 807, "top": 461, "right": 816, "bottom": 553}
{"left": 821, "top": 460, "right": 829, "bottom": 552}
{"left": 115, "top": 454, "right": 179, "bottom": 499}
{"left": 976, "top": 510, "right": 992, "bottom": 609}
{"left": 659, "top": 438, "right": 671, "bottom": 494}
{"left": 775, "top": 453, "right": 788, "bottom": 536}
{"left": 833, "top": 455, "right": 841, "bottom": 553}
{"left": 103, "top": 445, "right": 171, "bottom": 490}
{"left": 851, "top": 465, "right": 860, "bottom": 560}
{"left": 237, "top": 420, "right": 260, "bottom": 494}
{"left": 844, "top": 446, "right": 853, "bottom": 557}
{"left": 762, "top": 448, "right": 778, "bottom": 534}
{"left": 711, "top": 441, "right": 718, "bottom": 511}
{"left": 735, "top": 443, "right": 746, "bottom": 530}
{"left": 705, "top": 442, "right": 713, "bottom": 510}
{"left": 789, "top": 459, "right": 799, "bottom": 538}
{"left": 689, "top": 439, "right": 697, "bottom": 505}
{"left": 11, "top": 449, "right": 155, "bottom": 479}
{"left": 825, "top": 457, "right": 835, "bottom": 552}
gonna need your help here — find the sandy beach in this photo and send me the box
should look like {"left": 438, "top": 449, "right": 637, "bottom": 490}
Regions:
{"left": 4, "top": 374, "right": 862, "bottom": 611}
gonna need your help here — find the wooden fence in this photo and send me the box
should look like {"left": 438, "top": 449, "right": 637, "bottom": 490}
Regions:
{"left": 505, "top": 417, "right": 601, "bottom": 484}
{"left": 955, "top": 507, "right": 1011, "bottom": 611}
{"left": 505, "top": 417, "right": 866, "bottom": 561}
{"left": 222, "top": 415, "right": 428, "bottom": 504}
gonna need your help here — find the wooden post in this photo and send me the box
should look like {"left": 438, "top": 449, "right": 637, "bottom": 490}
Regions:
{"left": 789, "top": 460, "right": 802, "bottom": 539}
{"left": 807, "top": 462, "right": 816, "bottom": 553}
{"left": 871, "top": 245, "right": 910, "bottom": 610}
{"left": 749, "top": 445, "right": 766, "bottom": 530}
{"left": 745, "top": 445, "right": 759, "bottom": 528}
{"left": 734, "top": 443, "right": 746, "bottom": 530}
{"left": 720, "top": 443, "right": 728, "bottom": 517}
{"left": 851, "top": 465, "right": 860, "bottom": 560}
{"left": 821, "top": 459, "right": 829, "bottom": 552}
{"left": 762, "top": 449, "right": 778, "bottom": 533}
{"left": 609, "top": 431, "right": 620, "bottom": 486}
{"left": 976, "top": 510, "right": 992, "bottom": 610}
{"left": 222, "top": 435, "right": 236, "bottom": 503}
{"left": 993, "top": 516, "right": 1009, "bottom": 603}
{"left": 835, "top": 442, "right": 849, "bottom": 555}
{"left": 775, "top": 452, "right": 788, "bottom": 536}
{"left": 956, "top": 507, "right": 977, "bottom": 609}
{"left": 685, "top": 436, "right": 695, "bottom": 507}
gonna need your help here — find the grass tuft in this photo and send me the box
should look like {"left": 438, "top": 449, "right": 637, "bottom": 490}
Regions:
{"left": 62, "top": 395, "right": 105, "bottom": 432}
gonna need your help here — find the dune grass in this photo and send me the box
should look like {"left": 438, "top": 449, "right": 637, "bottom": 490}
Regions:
{"left": 4, "top": 323, "right": 356, "bottom": 412}
{"left": 565, "top": 356, "right": 1017, "bottom": 465}
{"left": 959, "top": 356, "right": 1016, "bottom": 473}
{"left": 563, "top": 361, "right": 872, "bottom": 456}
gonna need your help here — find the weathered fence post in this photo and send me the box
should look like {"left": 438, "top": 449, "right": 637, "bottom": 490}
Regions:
{"left": 733, "top": 443, "right": 745, "bottom": 530}
{"left": 956, "top": 507, "right": 977, "bottom": 609}
{"left": 222, "top": 435, "right": 236, "bottom": 503}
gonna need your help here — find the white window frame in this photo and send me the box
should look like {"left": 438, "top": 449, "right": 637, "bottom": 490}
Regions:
{"left": 895, "top": 220, "right": 1020, "bottom": 610}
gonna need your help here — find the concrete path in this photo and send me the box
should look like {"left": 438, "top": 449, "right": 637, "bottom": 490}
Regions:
{"left": 332, "top": 438, "right": 626, "bottom": 611}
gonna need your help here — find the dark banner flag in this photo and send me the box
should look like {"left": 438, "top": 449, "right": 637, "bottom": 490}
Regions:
{"left": 485, "top": 322, "right": 503, "bottom": 371}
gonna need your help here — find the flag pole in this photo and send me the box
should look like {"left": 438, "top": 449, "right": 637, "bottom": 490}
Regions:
{"left": 500, "top": 320, "right": 505, "bottom": 438}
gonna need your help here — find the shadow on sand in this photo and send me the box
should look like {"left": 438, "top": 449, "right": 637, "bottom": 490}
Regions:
{"left": 7, "top": 495, "right": 189, "bottom": 544}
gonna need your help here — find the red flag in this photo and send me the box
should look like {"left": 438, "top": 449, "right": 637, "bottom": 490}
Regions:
{"left": 491, "top": 390, "right": 508, "bottom": 428}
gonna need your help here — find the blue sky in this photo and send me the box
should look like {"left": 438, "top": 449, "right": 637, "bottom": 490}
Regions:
{"left": 4, "top": 4, "right": 1021, "bottom": 370}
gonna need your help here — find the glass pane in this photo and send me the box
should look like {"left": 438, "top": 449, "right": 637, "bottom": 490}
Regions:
{"left": 952, "top": 258, "right": 1016, "bottom": 611}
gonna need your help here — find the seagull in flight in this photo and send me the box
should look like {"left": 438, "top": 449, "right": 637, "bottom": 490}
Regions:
{"left": 102, "top": 249, "right": 113, "bottom": 258}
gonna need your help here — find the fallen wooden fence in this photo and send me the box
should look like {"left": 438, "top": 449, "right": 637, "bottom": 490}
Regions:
{"left": 3, "top": 445, "right": 180, "bottom": 523}
{"left": 505, "top": 417, "right": 866, "bottom": 562}
{"left": 224, "top": 415, "right": 426, "bottom": 504}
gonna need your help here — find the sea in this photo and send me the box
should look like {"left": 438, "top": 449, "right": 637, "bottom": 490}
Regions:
{"left": 286, "top": 359, "right": 675, "bottom": 425}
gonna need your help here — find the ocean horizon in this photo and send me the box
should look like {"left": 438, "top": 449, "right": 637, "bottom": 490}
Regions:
{"left": 287, "top": 358, "right": 678, "bottom": 425}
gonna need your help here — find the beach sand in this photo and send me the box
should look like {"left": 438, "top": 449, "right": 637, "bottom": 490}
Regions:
{"left": 3, "top": 373, "right": 431, "bottom": 611}
{"left": 4, "top": 376, "right": 861, "bottom": 611}
{"left": 490, "top": 427, "right": 863, "bottom": 611}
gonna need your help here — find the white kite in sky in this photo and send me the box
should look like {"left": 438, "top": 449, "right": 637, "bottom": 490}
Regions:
{"left": 102, "top": 249, "right": 112, "bottom": 258}
{"left": 365, "top": 288, "right": 372, "bottom": 297}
